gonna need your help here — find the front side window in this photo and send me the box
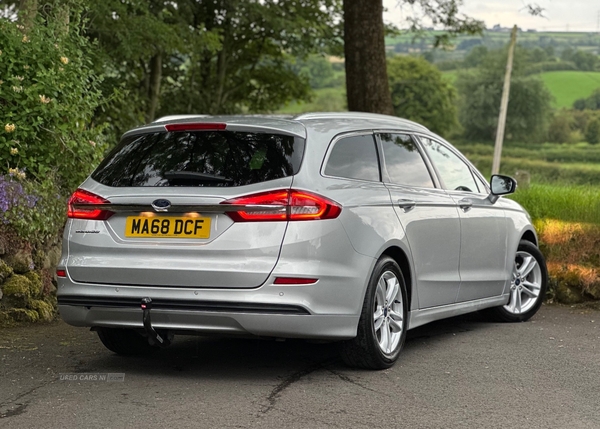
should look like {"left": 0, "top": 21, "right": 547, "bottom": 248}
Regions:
{"left": 92, "top": 131, "right": 304, "bottom": 187}
{"left": 324, "top": 134, "right": 380, "bottom": 182}
{"left": 420, "top": 138, "right": 478, "bottom": 192}
{"left": 378, "top": 133, "right": 434, "bottom": 188}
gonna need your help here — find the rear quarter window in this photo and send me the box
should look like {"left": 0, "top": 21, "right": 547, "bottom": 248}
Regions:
{"left": 92, "top": 131, "right": 305, "bottom": 187}
{"left": 324, "top": 134, "right": 380, "bottom": 182}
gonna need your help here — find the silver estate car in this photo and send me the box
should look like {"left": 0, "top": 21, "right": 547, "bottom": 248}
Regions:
{"left": 57, "top": 112, "right": 547, "bottom": 369}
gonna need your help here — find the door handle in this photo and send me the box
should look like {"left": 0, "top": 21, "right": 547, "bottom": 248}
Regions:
{"left": 458, "top": 199, "right": 473, "bottom": 211}
{"left": 397, "top": 199, "right": 416, "bottom": 212}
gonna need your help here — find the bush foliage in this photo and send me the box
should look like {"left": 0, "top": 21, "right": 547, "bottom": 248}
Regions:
{"left": 387, "top": 55, "right": 458, "bottom": 136}
{"left": 455, "top": 47, "right": 553, "bottom": 142}
{"left": 0, "top": 8, "right": 108, "bottom": 192}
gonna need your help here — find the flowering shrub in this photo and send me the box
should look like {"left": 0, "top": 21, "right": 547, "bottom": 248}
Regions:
{"left": 0, "top": 174, "right": 65, "bottom": 246}
{"left": 0, "top": 175, "right": 36, "bottom": 214}
{"left": 0, "top": 7, "right": 108, "bottom": 191}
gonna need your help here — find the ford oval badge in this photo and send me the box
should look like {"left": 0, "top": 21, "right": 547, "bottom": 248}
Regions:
{"left": 151, "top": 199, "right": 171, "bottom": 212}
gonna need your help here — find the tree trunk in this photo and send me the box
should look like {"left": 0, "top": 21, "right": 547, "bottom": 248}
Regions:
{"left": 343, "top": 0, "right": 394, "bottom": 115}
{"left": 146, "top": 53, "right": 163, "bottom": 123}
{"left": 213, "top": 48, "right": 227, "bottom": 113}
{"left": 19, "top": 0, "right": 38, "bottom": 33}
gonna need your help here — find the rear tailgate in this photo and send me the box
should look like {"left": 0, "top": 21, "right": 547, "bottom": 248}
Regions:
{"left": 66, "top": 183, "right": 291, "bottom": 288}
{"left": 65, "top": 122, "right": 305, "bottom": 289}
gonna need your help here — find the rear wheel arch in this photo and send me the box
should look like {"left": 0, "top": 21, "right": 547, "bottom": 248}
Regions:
{"left": 381, "top": 246, "right": 413, "bottom": 310}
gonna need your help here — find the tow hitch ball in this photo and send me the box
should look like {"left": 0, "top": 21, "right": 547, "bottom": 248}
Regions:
{"left": 141, "top": 297, "right": 172, "bottom": 348}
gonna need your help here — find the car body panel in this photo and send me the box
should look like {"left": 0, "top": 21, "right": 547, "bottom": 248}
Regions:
{"left": 385, "top": 184, "right": 462, "bottom": 308}
{"left": 449, "top": 192, "right": 510, "bottom": 302}
{"left": 58, "top": 112, "right": 541, "bottom": 342}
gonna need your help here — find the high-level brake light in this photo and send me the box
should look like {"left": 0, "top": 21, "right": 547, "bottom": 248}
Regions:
{"left": 164, "top": 123, "right": 227, "bottom": 132}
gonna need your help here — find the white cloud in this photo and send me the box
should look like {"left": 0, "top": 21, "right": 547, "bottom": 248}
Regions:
{"left": 383, "top": 0, "right": 599, "bottom": 32}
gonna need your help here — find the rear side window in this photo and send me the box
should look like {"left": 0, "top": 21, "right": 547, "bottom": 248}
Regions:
{"left": 378, "top": 133, "right": 434, "bottom": 188}
{"left": 324, "top": 135, "right": 380, "bottom": 182}
{"left": 92, "top": 131, "right": 305, "bottom": 187}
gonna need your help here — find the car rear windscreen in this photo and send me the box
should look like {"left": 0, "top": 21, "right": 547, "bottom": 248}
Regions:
{"left": 92, "top": 131, "right": 305, "bottom": 187}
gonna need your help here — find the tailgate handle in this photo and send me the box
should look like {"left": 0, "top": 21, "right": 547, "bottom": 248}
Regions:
{"left": 397, "top": 199, "right": 416, "bottom": 212}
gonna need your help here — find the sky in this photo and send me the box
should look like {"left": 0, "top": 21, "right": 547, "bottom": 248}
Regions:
{"left": 383, "top": 0, "right": 598, "bottom": 32}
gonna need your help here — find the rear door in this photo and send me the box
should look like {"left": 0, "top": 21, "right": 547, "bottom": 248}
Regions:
{"left": 66, "top": 125, "right": 305, "bottom": 289}
{"left": 377, "top": 132, "right": 462, "bottom": 309}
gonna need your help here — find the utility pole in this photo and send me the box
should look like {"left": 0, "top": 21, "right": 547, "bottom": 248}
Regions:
{"left": 491, "top": 25, "right": 518, "bottom": 176}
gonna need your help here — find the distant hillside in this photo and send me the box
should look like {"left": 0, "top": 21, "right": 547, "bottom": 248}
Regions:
{"left": 540, "top": 71, "right": 600, "bottom": 108}
{"left": 385, "top": 30, "right": 600, "bottom": 60}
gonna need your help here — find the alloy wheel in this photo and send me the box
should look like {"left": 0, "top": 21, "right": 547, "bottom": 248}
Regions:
{"left": 373, "top": 271, "right": 404, "bottom": 355}
{"left": 504, "top": 250, "right": 543, "bottom": 314}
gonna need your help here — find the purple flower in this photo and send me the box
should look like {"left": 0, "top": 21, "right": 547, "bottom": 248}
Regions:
{"left": 0, "top": 175, "right": 38, "bottom": 220}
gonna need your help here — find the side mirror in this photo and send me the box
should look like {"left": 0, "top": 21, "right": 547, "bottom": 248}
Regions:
{"left": 488, "top": 174, "right": 517, "bottom": 204}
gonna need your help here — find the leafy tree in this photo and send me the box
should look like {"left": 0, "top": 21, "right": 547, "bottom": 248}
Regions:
{"left": 573, "top": 89, "right": 600, "bottom": 111}
{"left": 159, "top": 0, "right": 340, "bottom": 116}
{"left": 528, "top": 47, "right": 548, "bottom": 64}
{"left": 85, "top": 0, "right": 340, "bottom": 136}
{"left": 85, "top": 0, "right": 207, "bottom": 128}
{"left": 456, "top": 47, "right": 553, "bottom": 142}
{"left": 572, "top": 50, "right": 598, "bottom": 71}
{"left": 343, "top": 0, "right": 483, "bottom": 114}
{"left": 387, "top": 56, "right": 457, "bottom": 135}
{"left": 0, "top": 0, "right": 107, "bottom": 190}
{"left": 463, "top": 45, "right": 488, "bottom": 68}
{"left": 585, "top": 119, "right": 600, "bottom": 144}
{"left": 295, "top": 55, "right": 337, "bottom": 89}
{"left": 547, "top": 112, "right": 573, "bottom": 144}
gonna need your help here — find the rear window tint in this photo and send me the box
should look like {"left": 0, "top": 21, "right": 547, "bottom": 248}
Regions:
{"left": 324, "top": 135, "right": 380, "bottom": 182}
{"left": 92, "top": 131, "right": 305, "bottom": 187}
{"left": 379, "top": 133, "right": 434, "bottom": 188}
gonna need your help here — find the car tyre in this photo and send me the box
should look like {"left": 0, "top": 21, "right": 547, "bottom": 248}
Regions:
{"left": 97, "top": 328, "right": 159, "bottom": 356}
{"left": 341, "top": 256, "right": 408, "bottom": 370}
{"left": 485, "top": 240, "right": 548, "bottom": 323}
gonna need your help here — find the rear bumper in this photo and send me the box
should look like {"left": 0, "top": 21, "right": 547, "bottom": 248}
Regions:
{"left": 56, "top": 266, "right": 371, "bottom": 340}
{"left": 58, "top": 304, "right": 358, "bottom": 339}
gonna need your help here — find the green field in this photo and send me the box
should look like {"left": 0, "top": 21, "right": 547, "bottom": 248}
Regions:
{"left": 540, "top": 71, "right": 600, "bottom": 108}
{"left": 441, "top": 70, "right": 600, "bottom": 108}
{"left": 454, "top": 142, "right": 600, "bottom": 186}
{"left": 385, "top": 31, "right": 600, "bottom": 46}
{"left": 454, "top": 141, "right": 600, "bottom": 223}
{"left": 510, "top": 184, "right": 600, "bottom": 224}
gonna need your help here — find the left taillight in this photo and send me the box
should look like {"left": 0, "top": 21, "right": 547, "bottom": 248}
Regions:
{"left": 67, "top": 189, "right": 113, "bottom": 220}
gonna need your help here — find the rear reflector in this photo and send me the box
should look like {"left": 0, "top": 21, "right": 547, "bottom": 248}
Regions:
{"left": 221, "top": 189, "right": 341, "bottom": 222}
{"left": 165, "top": 123, "right": 227, "bottom": 132}
{"left": 67, "top": 189, "right": 113, "bottom": 220}
{"left": 274, "top": 277, "right": 318, "bottom": 285}
{"left": 56, "top": 269, "right": 66, "bottom": 278}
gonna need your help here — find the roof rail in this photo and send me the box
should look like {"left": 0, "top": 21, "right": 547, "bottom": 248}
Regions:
{"left": 293, "top": 112, "right": 429, "bottom": 131}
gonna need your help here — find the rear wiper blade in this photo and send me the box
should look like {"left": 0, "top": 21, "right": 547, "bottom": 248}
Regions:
{"left": 164, "top": 171, "right": 233, "bottom": 183}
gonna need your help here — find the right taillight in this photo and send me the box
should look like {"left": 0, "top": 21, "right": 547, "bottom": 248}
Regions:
{"left": 67, "top": 189, "right": 113, "bottom": 220}
{"left": 221, "top": 189, "right": 341, "bottom": 222}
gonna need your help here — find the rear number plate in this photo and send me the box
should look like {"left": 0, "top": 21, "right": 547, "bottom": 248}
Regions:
{"left": 125, "top": 216, "right": 211, "bottom": 239}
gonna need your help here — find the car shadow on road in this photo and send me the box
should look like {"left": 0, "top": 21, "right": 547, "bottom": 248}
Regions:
{"left": 76, "top": 311, "right": 498, "bottom": 379}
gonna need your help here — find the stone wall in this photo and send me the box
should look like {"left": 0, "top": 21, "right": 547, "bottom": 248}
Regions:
{"left": 0, "top": 234, "right": 61, "bottom": 326}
